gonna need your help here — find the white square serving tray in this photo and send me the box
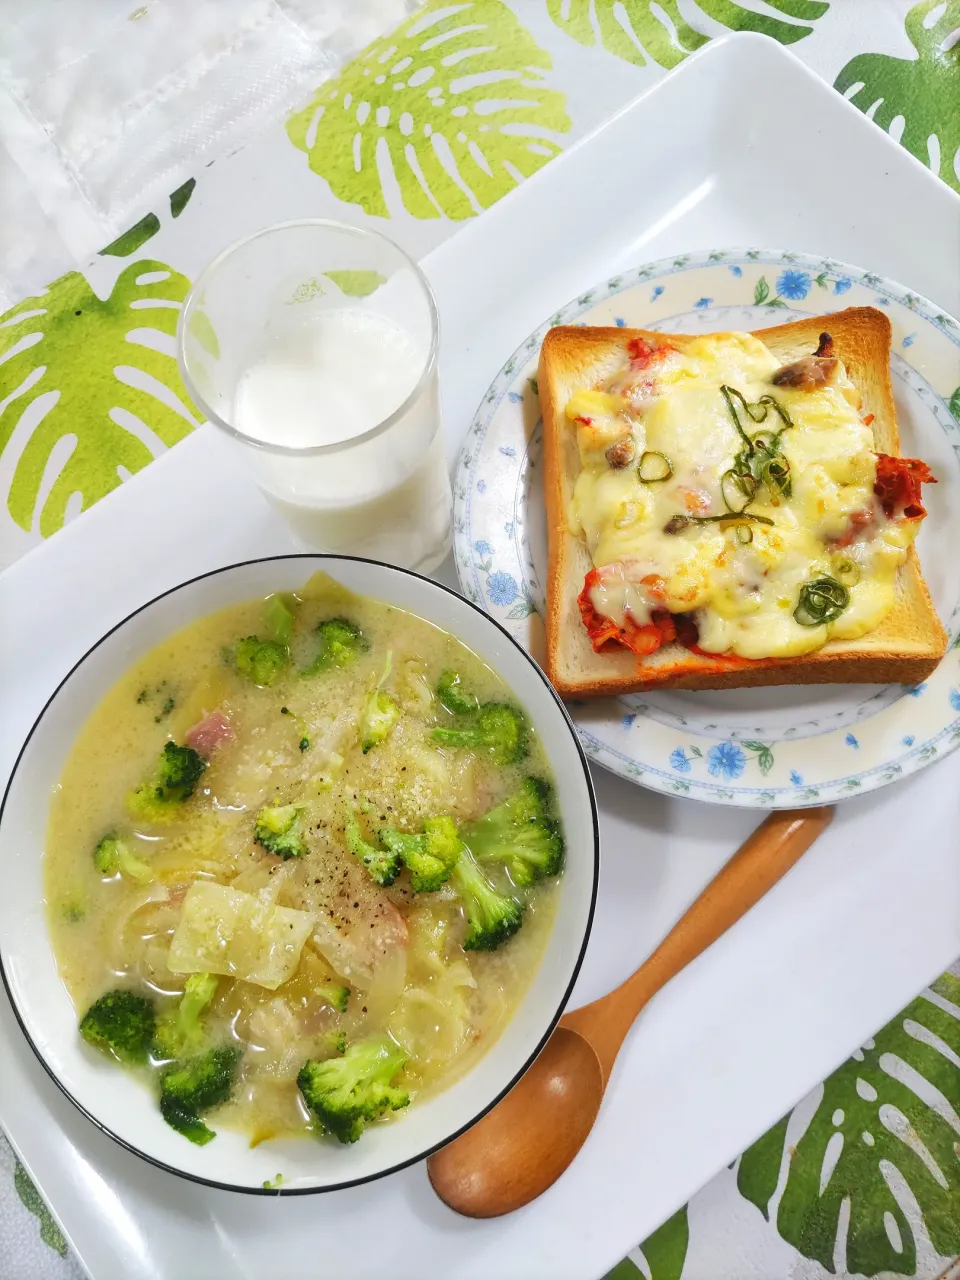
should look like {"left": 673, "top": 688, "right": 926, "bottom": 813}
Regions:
{"left": 2, "top": 34, "right": 959, "bottom": 1280}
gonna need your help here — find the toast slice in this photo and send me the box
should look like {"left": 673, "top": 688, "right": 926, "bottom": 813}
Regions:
{"left": 539, "top": 307, "right": 947, "bottom": 697}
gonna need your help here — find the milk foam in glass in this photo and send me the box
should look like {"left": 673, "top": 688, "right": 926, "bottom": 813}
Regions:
{"left": 177, "top": 221, "right": 451, "bottom": 572}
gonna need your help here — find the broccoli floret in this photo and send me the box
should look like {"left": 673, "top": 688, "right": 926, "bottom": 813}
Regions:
{"left": 437, "top": 670, "right": 479, "bottom": 716}
{"left": 432, "top": 702, "right": 528, "bottom": 765}
{"left": 154, "top": 973, "right": 219, "bottom": 1060}
{"left": 321, "top": 1030, "right": 347, "bottom": 1057}
{"left": 160, "top": 1102, "right": 216, "bottom": 1146}
{"left": 343, "top": 804, "right": 400, "bottom": 886}
{"left": 79, "top": 989, "right": 156, "bottom": 1065}
{"left": 161, "top": 1045, "right": 239, "bottom": 1112}
{"left": 236, "top": 636, "right": 288, "bottom": 687}
{"left": 254, "top": 802, "right": 307, "bottom": 859}
{"left": 360, "top": 651, "right": 400, "bottom": 753}
{"left": 379, "top": 829, "right": 420, "bottom": 866}
{"left": 297, "top": 1035, "right": 409, "bottom": 1144}
{"left": 93, "top": 834, "right": 154, "bottom": 883}
{"left": 126, "top": 741, "right": 206, "bottom": 822}
{"left": 462, "top": 777, "right": 564, "bottom": 887}
{"left": 263, "top": 592, "right": 296, "bottom": 645}
{"left": 381, "top": 815, "right": 463, "bottom": 892}
{"left": 159, "top": 1045, "right": 241, "bottom": 1145}
{"left": 155, "top": 742, "right": 206, "bottom": 795}
{"left": 301, "top": 618, "right": 368, "bottom": 676}
{"left": 361, "top": 691, "right": 400, "bottom": 753}
{"left": 451, "top": 846, "right": 523, "bottom": 951}
{"left": 315, "top": 983, "right": 350, "bottom": 1013}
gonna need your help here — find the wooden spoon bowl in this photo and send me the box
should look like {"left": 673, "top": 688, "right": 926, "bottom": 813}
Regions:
{"left": 428, "top": 807, "right": 833, "bottom": 1217}
{"left": 430, "top": 1028, "right": 603, "bottom": 1217}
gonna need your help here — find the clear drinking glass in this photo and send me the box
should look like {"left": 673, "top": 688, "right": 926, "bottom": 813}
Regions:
{"left": 177, "top": 220, "right": 451, "bottom": 573}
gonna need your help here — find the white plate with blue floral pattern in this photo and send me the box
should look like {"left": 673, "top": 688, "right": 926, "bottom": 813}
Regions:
{"left": 453, "top": 248, "right": 960, "bottom": 808}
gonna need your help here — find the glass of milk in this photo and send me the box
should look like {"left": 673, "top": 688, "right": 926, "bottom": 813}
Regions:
{"left": 177, "top": 220, "right": 450, "bottom": 573}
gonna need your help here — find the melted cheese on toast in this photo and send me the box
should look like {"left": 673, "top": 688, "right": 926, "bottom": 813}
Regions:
{"left": 566, "top": 332, "right": 917, "bottom": 660}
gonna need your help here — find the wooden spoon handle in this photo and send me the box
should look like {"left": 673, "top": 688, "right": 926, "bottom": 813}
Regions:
{"left": 561, "top": 807, "right": 833, "bottom": 1082}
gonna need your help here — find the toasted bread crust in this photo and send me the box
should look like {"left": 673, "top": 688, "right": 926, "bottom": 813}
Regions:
{"left": 540, "top": 308, "right": 947, "bottom": 697}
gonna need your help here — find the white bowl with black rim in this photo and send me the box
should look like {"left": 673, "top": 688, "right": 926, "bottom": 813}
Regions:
{"left": 0, "top": 555, "right": 598, "bottom": 1194}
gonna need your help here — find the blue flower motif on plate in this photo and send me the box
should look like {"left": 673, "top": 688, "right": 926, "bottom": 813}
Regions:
{"left": 487, "top": 572, "right": 519, "bottom": 607}
{"left": 651, "top": 286, "right": 664, "bottom": 302}
{"left": 845, "top": 733, "right": 859, "bottom": 748}
{"left": 906, "top": 682, "right": 927, "bottom": 697}
{"left": 776, "top": 269, "right": 811, "bottom": 300}
{"left": 902, "top": 333, "right": 916, "bottom": 348}
{"left": 615, "top": 316, "right": 626, "bottom": 327}
{"left": 499, "top": 445, "right": 516, "bottom": 457}
{"left": 621, "top": 714, "right": 636, "bottom": 729}
{"left": 903, "top": 735, "right": 915, "bottom": 746}
{"left": 833, "top": 278, "right": 852, "bottom": 294}
{"left": 507, "top": 391, "right": 523, "bottom": 403}
{"left": 707, "top": 741, "right": 746, "bottom": 779}
{"left": 950, "top": 688, "right": 960, "bottom": 712}
{"left": 694, "top": 297, "right": 712, "bottom": 308}
{"left": 477, "top": 479, "right": 486, "bottom": 494}
{"left": 503, "top": 521, "right": 514, "bottom": 537}
{"left": 669, "top": 747, "right": 691, "bottom": 773}
{"left": 790, "top": 770, "right": 803, "bottom": 786}
{"left": 474, "top": 540, "right": 492, "bottom": 556}
{"left": 729, "top": 265, "right": 743, "bottom": 277}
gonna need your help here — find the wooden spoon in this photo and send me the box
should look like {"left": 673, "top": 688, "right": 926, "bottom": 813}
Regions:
{"left": 427, "top": 806, "right": 833, "bottom": 1217}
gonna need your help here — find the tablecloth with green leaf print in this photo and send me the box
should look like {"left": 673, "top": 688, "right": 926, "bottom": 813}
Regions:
{"left": 1, "top": 2, "right": 958, "bottom": 1277}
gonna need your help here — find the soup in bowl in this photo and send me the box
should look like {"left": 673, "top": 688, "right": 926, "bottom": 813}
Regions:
{"left": 0, "top": 557, "right": 597, "bottom": 1192}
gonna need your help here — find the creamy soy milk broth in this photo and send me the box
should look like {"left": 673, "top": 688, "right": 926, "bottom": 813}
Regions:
{"left": 45, "top": 574, "right": 560, "bottom": 1147}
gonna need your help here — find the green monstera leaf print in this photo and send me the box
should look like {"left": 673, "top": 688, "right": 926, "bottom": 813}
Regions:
{"left": 836, "top": 0, "right": 960, "bottom": 195}
{"left": 546, "top": 0, "right": 828, "bottom": 70}
{"left": 286, "top": 0, "right": 570, "bottom": 220}
{"left": 14, "top": 1161, "right": 67, "bottom": 1257}
{"left": 737, "top": 973, "right": 960, "bottom": 1276}
{"left": 637, "top": 1205, "right": 690, "bottom": 1279}
{"left": 546, "top": 0, "right": 706, "bottom": 69}
{"left": 602, "top": 1206, "right": 689, "bottom": 1280}
{"left": 99, "top": 179, "right": 197, "bottom": 257}
{"left": 0, "top": 260, "right": 198, "bottom": 537}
